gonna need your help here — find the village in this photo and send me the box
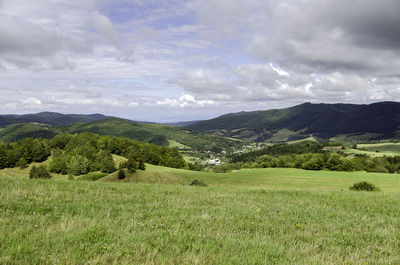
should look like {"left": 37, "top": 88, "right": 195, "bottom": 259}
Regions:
{"left": 200, "top": 143, "right": 265, "bottom": 165}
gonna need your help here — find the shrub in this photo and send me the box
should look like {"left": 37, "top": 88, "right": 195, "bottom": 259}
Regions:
{"left": 138, "top": 161, "right": 146, "bottom": 171}
{"left": 189, "top": 179, "right": 207, "bottom": 187}
{"left": 118, "top": 169, "right": 126, "bottom": 179}
{"left": 29, "top": 165, "right": 38, "bottom": 179}
{"left": 349, "top": 181, "right": 380, "bottom": 192}
{"left": 29, "top": 164, "right": 52, "bottom": 179}
{"left": 17, "top": 157, "right": 29, "bottom": 169}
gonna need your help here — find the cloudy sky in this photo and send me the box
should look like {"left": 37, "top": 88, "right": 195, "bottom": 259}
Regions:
{"left": 0, "top": 0, "right": 400, "bottom": 122}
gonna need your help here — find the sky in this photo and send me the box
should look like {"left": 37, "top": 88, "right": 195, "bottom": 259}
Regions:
{"left": 0, "top": 0, "right": 400, "bottom": 122}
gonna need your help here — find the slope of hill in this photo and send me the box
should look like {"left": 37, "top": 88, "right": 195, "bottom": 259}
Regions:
{"left": 187, "top": 101, "right": 400, "bottom": 142}
{"left": 0, "top": 123, "right": 62, "bottom": 142}
{"left": 65, "top": 118, "right": 241, "bottom": 150}
{"left": 0, "top": 118, "right": 241, "bottom": 151}
{"left": 0, "top": 112, "right": 109, "bottom": 126}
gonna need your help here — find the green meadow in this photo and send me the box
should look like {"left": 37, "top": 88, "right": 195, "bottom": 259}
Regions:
{"left": 358, "top": 142, "right": 400, "bottom": 154}
{"left": 100, "top": 164, "right": 400, "bottom": 193}
{"left": 2, "top": 163, "right": 400, "bottom": 264}
{"left": 341, "top": 142, "right": 400, "bottom": 157}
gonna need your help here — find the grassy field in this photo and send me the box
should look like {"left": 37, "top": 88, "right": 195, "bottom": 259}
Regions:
{"left": 358, "top": 143, "right": 400, "bottom": 154}
{"left": 343, "top": 148, "right": 398, "bottom": 157}
{"left": 168, "top": 140, "right": 191, "bottom": 150}
{"left": 340, "top": 142, "right": 400, "bottom": 157}
{"left": 1, "top": 176, "right": 400, "bottom": 264}
{"left": 2, "top": 164, "right": 400, "bottom": 264}
{"left": 99, "top": 164, "right": 400, "bottom": 193}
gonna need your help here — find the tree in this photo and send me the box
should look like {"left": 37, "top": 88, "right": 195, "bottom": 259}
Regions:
{"left": 99, "top": 150, "right": 116, "bottom": 173}
{"left": 49, "top": 149, "right": 68, "bottom": 174}
{"left": 301, "top": 156, "right": 324, "bottom": 170}
{"left": 120, "top": 156, "right": 138, "bottom": 173}
{"left": 0, "top": 146, "right": 9, "bottom": 169}
{"left": 68, "top": 155, "right": 90, "bottom": 176}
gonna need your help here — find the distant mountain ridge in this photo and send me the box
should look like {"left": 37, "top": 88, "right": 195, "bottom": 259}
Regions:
{"left": 0, "top": 112, "right": 109, "bottom": 126}
{"left": 163, "top": 120, "right": 202, "bottom": 127}
{"left": 187, "top": 101, "right": 400, "bottom": 142}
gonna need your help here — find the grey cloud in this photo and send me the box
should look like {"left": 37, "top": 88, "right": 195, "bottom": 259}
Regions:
{"left": 243, "top": 0, "right": 400, "bottom": 76}
{"left": 0, "top": 13, "right": 91, "bottom": 69}
{"left": 91, "top": 11, "right": 120, "bottom": 46}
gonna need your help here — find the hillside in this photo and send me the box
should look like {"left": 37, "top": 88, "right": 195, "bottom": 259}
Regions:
{"left": 0, "top": 112, "right": 109, "bottom": 126}
{"left": 0, "top": 118, "right": 241, "bottom": 151}
{"left": 64, "top": 118, "right": 241, "bottom": 150}
{"left": 0, "top": 123, "right": 62, "bottom": 142}
{"left": 187, "top": 101, "right": 400, "bottom": 142}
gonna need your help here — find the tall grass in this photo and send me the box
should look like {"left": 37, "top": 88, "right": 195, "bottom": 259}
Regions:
{"left": 1, "top": 176, "right": 400, "bottom": 264}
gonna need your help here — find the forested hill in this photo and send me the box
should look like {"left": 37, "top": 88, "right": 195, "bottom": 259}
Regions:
{"left": 0, "top": 112, "right": 109, "bottom": 126}
{"left": 187, "top": 101, "right": 400, "bottom": 142}
{"left": 0, "top": 118, "right": 241, "bottom": 151}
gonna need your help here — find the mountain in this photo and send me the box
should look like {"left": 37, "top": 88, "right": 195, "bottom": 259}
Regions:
{"left": 187, "top": 102, "right": 400, "bottom": 142}
{"left": 0, "top": 123, "right": 62, "bottom": 142}
{"left": 0, "top": 117, "right": 241, "bottom": 151}
{"left": 163, "top": 120, "right": 202, "bottom": 127}
{"left": 0, "top": 112, "right": 109, "bottom": 126}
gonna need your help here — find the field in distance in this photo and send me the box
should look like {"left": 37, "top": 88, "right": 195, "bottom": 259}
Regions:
{"left": 2, "top": 156, "right": 400, "bottom": 192}
{"left": 341, "top": 142, "right": 400, "bottom": 157}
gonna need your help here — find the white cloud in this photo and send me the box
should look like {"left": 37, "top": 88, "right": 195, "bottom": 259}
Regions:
{"left": 23, "top": 97, "right": 42, "bottom": 105}
{"left": 156, "top": 94, "right": 215, "bottom": 108}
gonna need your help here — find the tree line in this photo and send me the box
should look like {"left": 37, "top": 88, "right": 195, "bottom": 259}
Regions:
{"left": 223, "top": 141, "right": 400, "bottom": 174}
{"left": 0, "top": 132, "right": 186, "bottom": 176}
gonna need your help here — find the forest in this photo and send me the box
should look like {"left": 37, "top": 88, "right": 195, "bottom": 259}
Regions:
{"left": 0, "top": 132, "right": 186, "bottom": 176}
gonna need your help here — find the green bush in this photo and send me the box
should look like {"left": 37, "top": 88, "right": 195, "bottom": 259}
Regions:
{"left": 118, "top": 169, "right": 126, "bottom": 179}
{"left": 17, "top": 157, "right": 29, "bottom": 169}
{"left": 349, "top": 181, "right": 380, "bottom": 192}
{"left": 29, "top": 165, "right": 52, "bottom": 179}
{"left": 189, "top": 179, "right": 207, "bottom": 187}
{"left": 138, "top": 161, "right": 146, "bottom": 171}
